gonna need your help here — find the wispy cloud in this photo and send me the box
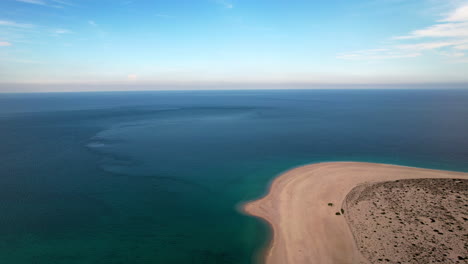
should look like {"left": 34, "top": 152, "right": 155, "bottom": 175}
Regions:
{"left": 395, "top": 3, "right": 468, "bottom": 39}
{"left": 50, "top": 0, "right": 73, "bottom": 6}
{"left": 440, "top": 3, "right": 468, "bottom": 22}
{"left": 338, "top": 3, "right": 468, "bottom": 61}
{"left": 88, "top": 20, "right": 97, "bottom": 26}
{"left": 437, "top": 50, "right": 466, "bottom": 57}
{"left": 396, "top": 40, "right": 467, "bottom": 50}
{"left": 15, "top": 0, "right": 73, "bottom": 8}
{"left": 215, "top": 0, "right": 233, "bottom": 9}
{"left": 0, "top": 41, "right": 12, "bottom": 47}
{"left": 454, "top": 43, "right": 468, "bottom": 49}
{"left": 337, "top": 49, "right": 421, "bottom": 60}
{"left": 0, "top": 20, "right": 35, "bottom": 28}
{"left": 395, "top": 22, "right": 468, "bottom": 39}
{"left": 16, "top": 0, "right": 47, "bottom": 5}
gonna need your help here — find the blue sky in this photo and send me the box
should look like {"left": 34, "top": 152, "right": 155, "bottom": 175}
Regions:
{"left": 1, "top": 0, "right": 468, "bottom": 90}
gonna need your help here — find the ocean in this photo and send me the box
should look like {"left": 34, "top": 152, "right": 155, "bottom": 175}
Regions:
{"left": 0, "top": 89, "right": 467, "bottom": 263}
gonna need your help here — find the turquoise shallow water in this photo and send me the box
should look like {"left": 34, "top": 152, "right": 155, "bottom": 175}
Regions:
{"left": 0, "top": 89, "right": 467, "bottom": 263}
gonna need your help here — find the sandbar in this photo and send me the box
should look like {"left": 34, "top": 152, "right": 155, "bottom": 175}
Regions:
{"left": 243, "top": 162, "right": 468, "bottom": 264}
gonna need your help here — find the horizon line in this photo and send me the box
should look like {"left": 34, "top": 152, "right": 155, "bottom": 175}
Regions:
{"left": 1, "top": 82, "right": 468, "bottom": 93}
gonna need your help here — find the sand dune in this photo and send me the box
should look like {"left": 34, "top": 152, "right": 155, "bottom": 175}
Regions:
{"left": 243, "top": 162, "right": 468, "bottom": 264}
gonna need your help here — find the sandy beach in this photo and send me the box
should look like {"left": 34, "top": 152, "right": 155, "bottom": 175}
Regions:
{"left": 243, "top": 162, "right": 468, "bottom": 264}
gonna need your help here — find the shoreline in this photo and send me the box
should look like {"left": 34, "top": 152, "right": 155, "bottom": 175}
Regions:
{"left": 242, "top": 162, "right": 468, "bottom": 264}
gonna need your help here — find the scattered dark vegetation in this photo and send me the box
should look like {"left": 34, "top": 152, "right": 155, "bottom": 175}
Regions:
{"left": 345, "top": 178, "right": 467, "bottom": 264}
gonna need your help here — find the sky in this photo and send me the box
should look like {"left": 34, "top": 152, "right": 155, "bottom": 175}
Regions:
{"left": 1, "top": 0, "right": 468, "bottom": 91}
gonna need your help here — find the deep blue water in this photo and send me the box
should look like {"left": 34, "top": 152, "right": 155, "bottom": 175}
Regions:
{"left": 0, "top": 89, "right": 467, "bottom": 263}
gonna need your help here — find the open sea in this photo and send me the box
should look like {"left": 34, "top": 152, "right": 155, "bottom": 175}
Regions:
{"left": 0, "top": 89, "right": 467, "bottom": 264}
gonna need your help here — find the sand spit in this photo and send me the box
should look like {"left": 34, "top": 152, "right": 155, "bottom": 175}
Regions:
{"left": 345, "top": 178, "right": 467, "bottom": 264}
{"left": 243, "top": 162, "right": 468, "bottom": 264}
